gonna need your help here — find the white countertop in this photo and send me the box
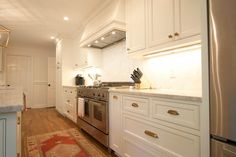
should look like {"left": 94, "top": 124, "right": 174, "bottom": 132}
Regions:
{"left": 0, "top": 87, "right": 24, "bottom": 114}
{"left": 109, "top": 88, "right": 202, "bottom": 102}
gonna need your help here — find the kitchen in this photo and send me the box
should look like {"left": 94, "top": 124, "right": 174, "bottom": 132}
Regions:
{"left": 0, "top": 0, "right": 235, "bottom": 157}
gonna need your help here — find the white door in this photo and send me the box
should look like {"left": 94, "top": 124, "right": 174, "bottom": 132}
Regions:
{"left": 174, "top": 0, "right": 201, "bottom": 40}
{"left": 126, "top": 0, "right": 146, "bottom": 54}
{"left": 48, "top": 57, "right": 56, "bottom": 107}
{"left": 147, "top": 0, "right": 175, "bottom": 47}
{"left": 6, "top": 55, "right": 32, "bottom": 106}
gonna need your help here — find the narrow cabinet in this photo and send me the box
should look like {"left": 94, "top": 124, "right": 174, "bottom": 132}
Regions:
{"left": 147, "top": 0, "right": 175, "bottom": 47}
{"left": 126, "top": 0, "right": 146, "bottom": 54}
{"left": 174, "top": 0, "right": 200, "bottom": 40}
{"left": 109, "top": 93, "right": 122, "bottom": 156}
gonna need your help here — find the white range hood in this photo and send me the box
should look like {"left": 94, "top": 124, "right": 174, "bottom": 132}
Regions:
{"left": 80, "top": 0, "right": 125, "bottom": 49}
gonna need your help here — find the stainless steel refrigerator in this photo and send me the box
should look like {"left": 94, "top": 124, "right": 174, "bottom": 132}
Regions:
{"left": 209, "top": 0, "right": 236, "bottom": 156}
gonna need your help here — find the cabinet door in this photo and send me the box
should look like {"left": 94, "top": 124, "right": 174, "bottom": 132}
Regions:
{"left": 0, "top": 118, "right": 6, "bottom": 157}
{"left": 147, "top": 0, "right": 175, "bottom": 47}
{"left": 126, "top": 0, "right": 146, "bottom": 53}
{"left": 174, "top": 0, "right": 200, "bottom": 40}
{"left": 109, "top": 94, "right": 122, "bottom": 155}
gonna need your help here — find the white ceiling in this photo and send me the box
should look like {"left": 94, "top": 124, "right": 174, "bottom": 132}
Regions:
{"left": 0, "top": 0, "right": 109, "bottom": 47}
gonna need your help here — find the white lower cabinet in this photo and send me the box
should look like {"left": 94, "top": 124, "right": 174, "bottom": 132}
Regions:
{"left": 0, "top": 112, "right": 20, "bottom": 157}
{"left": 63, "top": 86, "right": 77, "bottom": 123}
{"left": 109, "top": 92, "right": 201, "bottom": 157}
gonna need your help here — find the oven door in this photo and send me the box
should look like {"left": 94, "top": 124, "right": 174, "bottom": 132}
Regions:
{"left": 90, "top": 99, "right": 108, "bottom": 134}
{"left": 80, "top": 98, "right": 92, "bottom": 124}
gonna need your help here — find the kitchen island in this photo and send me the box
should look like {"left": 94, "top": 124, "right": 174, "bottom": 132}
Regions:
{"left": 0, "top": 87, "right": 23, "bottom": 157}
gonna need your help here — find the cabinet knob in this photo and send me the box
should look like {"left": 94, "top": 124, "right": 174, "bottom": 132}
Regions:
{"left": 168, "top": 35, "right": 173, "bottom": 39}
{"left": 167, "top": 109, "right": 179, "bottom": 115}
{"left": 67, "top": 100, "right": 70, "bottom": 103}
{"left": 127, "top": 48, "right": 130, "bottom": 51}
{"left": 131, "top": 103, "right": 139, "bottom": 108}
{"left": 174, "top": 32, "right": 180, "bottom": 36}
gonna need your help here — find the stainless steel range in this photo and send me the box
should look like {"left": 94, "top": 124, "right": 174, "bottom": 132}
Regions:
{"left": 77, "top": 82, "right": 133, "bottom": 147}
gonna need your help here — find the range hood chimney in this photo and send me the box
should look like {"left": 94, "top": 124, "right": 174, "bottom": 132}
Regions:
{"left": 80, "top": 0, "right": 125, "bottom": 49}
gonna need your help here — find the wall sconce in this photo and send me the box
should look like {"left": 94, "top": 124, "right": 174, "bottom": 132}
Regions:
{"left": 0, "top": 25, "right": 10, "bottom": 48}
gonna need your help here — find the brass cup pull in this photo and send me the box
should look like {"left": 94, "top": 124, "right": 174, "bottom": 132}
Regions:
{"left": 168, "top": 35, "right": 173, "bottom": 38}
{"left": 174, "top": 32, "right": 179, "bottom": 36}
{"left": 167, "top": 110, "right": 179, "bottom": 115}
{"left": 113, "top": 96, "right": 118, "bottom": 99}
{"left": 131, "top": 103, "right": 139, "bottom": 108}
{"left": 144, "top": 130, "right": 158, "bottom": 138}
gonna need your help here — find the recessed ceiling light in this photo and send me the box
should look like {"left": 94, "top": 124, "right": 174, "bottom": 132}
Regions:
{"left": 95, "top": 40, "right": 99, "bottom": 44}
{"left": 63, "top": 16, "right": 69, "bottom": 21}
{"left": 112, "top": 31, "right": 116, "bottom": 35}
{"left": 101, "top": 37, "right": 105, "bottom": 40}
{"left": 50, "top": 36, "right": 55, "bottom": 39}
{"left": 87, "top": 44, "right": 91, "bottom": 47}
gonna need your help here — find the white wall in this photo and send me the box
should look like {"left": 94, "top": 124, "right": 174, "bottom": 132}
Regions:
{"left": 101, "top": 41, "right": 202, "bottom": 95}
{"left": 1, "top": 43, "right": 55, "bottom": 108}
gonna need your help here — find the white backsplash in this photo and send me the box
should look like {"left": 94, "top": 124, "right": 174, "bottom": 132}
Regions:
{"left": 101, "top": 41, "right": 202, "bottom": 94}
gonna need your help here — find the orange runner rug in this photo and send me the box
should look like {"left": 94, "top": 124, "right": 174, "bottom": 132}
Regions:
{"left": 26, "top": 128, "right": 107, "bottom": 157}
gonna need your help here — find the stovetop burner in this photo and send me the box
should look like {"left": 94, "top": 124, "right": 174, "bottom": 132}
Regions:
{"left": 77, "top": 82, "right": 134, "bottom": 101}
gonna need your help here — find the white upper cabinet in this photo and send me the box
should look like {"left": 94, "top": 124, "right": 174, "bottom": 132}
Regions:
{"left": 126, "top": 0, "right": 201, "bottom": 56}
{"left": 126, "top": 0, "right": 146, "bottom": 53}
{"left": 174, "top": 0, "right": 201, "bottom": 40}
{"left": 148, "top": 0, "right": 175, "bottom": 47}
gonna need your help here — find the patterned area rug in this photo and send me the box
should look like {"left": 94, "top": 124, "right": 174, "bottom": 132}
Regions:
{"left": 26, "top": 128, "right": 107, "bottom": 157}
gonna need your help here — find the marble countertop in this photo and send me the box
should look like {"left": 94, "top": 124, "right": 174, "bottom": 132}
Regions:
{"left": 109, "top": 88, "right": 202, "bottom": 103}
{"left": 0, "top": 87, "right": 24, "bottom": 114}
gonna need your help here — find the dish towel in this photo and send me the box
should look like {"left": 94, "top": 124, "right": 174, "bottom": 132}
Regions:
{"left": 78, "top": 98, "right": 85, "bottom": 118}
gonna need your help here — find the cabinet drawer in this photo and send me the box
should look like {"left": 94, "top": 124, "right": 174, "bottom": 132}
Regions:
{"left": 123, "top": 115, "right": 200, "bottom": 157}
{"left": 151, "top": 100, "right": 200, "bottom": 129}
{"left": 123, "top": 96, "right": 149, "bottom": 117}
{"left": 65, "top": 99, "right": 77, "bottom": 109}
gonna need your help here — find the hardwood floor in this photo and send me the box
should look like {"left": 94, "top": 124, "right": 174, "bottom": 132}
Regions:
{"left": 21, "top": 107, "right": 116, "bottom": 157}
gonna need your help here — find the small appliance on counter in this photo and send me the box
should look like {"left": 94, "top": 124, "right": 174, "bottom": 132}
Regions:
{"left": 75, "top": 75, "right": 85, "bottom": 86}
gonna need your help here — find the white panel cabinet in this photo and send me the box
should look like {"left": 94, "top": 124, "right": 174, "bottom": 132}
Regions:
{"left": 63, "top": 86, "right": 77, "bottom": 123}
{"left": 109, "top": 92, "right": 201, "bottom": 157}
{"left": 126, "top": 0, "right": 146, "bottom": 53}
{"left": 0, "top": 47, "right": 2, "bottom": 71}
{"left": 147, "top": 0, "right": 175, "bottom": 47}
{"left": 0, "top": 113, "right": 18, "bottom": 157}
{"left": 126, "top": 0, "right": 201, "bottom": 56}
{"left": 174, "top": 0, "right": 201, "bottom": 40}
{"left": 109, "top": 93, "right": 122, "bottom": 156}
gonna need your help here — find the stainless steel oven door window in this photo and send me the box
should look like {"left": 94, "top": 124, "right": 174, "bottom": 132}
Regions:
{"left": 81, "top": 98, "right": 92, "bottom": 123}
{"left": 90, "top": 100, "right": 108, "bottom": 134}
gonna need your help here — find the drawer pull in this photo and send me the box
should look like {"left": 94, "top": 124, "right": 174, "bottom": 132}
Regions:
{"left": 132, "top": 103, "right": 139, "bottom": 108}
{"left": 144, "top": 130, "right": 158, "bottom": 138}
{"left": 113, "top": 95, "right": 118, "bottom": 99}
{"left": 167, "top": 110, "right": 179, "bottom": 115}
